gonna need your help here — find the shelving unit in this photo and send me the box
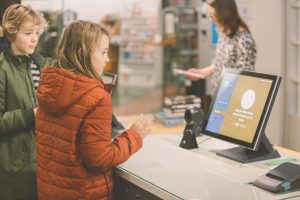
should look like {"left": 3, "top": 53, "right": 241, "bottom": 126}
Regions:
{"left": 118, "top": 1, "right": 161, "bottom": 88}
{"left": 161, "top": 0, "right": 206, "bottom": 106}
{"left": 114, "top": 0, "right": 162, "bottom": 108}
{"left": 120, "top": 18, "right": 156, "bottom": 65}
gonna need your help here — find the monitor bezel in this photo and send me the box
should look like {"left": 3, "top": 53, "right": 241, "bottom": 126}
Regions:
{"left": 201, "top": 69, "right": 281, "bottom": 151}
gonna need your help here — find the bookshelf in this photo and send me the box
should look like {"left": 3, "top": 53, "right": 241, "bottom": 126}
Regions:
{"left": 118, "top": 1, "right": 162, "bottom": 88}
{"left": 161, "top": 0, "right": 205, "bottom": 104}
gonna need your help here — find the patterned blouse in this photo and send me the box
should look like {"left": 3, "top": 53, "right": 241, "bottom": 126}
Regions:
{"left": 211, "top": 30, "right": 257, "bottom": 93}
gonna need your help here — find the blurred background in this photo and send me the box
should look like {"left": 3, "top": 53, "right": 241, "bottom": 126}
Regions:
{"left": 22, "top": 0, "right": 299, "bottom": 152}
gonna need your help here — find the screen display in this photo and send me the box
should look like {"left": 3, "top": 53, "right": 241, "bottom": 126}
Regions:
{"left": 202, "top": 69, "right": 280, "bottom": 150}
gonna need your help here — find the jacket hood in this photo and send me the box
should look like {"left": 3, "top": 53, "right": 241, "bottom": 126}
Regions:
{"left": 37, "top": 66, "right": 104, "bottom": 116}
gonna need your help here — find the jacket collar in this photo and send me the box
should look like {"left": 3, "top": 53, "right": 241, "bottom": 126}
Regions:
{"left": 31, "top": 52, "right": 47, "bottom": 68}
{"left": 3, "top": 49, "right": 32, "bottom": 67}
{"left": 3, "top": 50, "right": 46, "bottom": 68}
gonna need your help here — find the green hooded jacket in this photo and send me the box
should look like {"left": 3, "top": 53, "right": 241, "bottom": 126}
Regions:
{"left": 0, "top": 50, "right": 51, "bottom": 200}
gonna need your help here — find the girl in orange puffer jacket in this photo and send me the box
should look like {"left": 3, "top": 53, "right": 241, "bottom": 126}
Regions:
{"left": 35, "top": 20, "right": 151, "bottom": 200}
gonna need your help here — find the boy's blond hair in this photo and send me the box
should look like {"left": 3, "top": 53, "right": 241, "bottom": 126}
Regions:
{"left": 2, "top": 4, "right": 47, "bottom": 43}
{"left": 54, "top": 20, "right": 109, "bottom": 81}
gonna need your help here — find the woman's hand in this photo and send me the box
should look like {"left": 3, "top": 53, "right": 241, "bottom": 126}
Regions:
{"left": 187, "top": 65, "right": 215, "bottom": 81}
{"left": 186, "top": 68, "right": 206, "bottom": 81}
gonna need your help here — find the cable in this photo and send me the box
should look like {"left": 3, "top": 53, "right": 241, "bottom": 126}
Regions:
{"left": 198, "top": 137, "right": 211, "bottom": 145}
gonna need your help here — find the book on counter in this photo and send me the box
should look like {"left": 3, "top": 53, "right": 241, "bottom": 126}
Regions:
{"left": 164, "top": 95, "right": 201, "bottom": 106}
{"left": 154, "top": 111, "right": 185, "bottom": 127}
{"left": 163, "top": 103, "right": 201, "bottom": 110}
{"left": 162, "top": 107, "right": 187, "bottom": 114}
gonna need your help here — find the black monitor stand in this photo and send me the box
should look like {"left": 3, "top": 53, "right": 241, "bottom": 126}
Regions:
{"left": 216, "top": 133, "right": 280, "bottom": 163}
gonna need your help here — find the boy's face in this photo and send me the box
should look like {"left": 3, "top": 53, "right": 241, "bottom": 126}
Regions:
{"left": 91, "top": 35, "right": 110, "bottom": 75}
{"left": 10, "top": 23, "right": 41, "bottom": 56}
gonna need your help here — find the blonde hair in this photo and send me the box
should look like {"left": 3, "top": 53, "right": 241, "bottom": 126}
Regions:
{"left": 2, "top": 4, "right": 48, "bottom": 43}
{"left": 54, "top": 20, "right": 109, "bottom": 81}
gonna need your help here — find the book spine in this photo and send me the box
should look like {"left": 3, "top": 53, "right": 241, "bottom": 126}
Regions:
{"left": 163, "top": 107, "right": 187, "bottom": 114}
{"left": 164, "top": 98, "right": 201, "bottom": 106}
{"left": 163, "top": 103, "right": 201, "bottom": 109}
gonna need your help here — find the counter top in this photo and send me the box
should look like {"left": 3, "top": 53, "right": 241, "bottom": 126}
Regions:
{"left": 116, "top": 134, "right": 300, "bottom": 200}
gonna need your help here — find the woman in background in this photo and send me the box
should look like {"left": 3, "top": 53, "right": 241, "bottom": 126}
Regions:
{"left": 188, "top": 0, "right": 257, "bottom": 93}
{"left": 35, "top": 20, "right": 151, "bottom": 200}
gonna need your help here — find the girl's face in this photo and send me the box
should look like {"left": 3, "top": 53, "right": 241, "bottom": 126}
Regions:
{"left": 10, "top": 23, "right": 41, "bottom": 56}
{"left": 91, "top": 35, "right": 110, "bottom": 75}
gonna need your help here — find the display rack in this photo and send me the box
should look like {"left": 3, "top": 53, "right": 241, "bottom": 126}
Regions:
{"left": 161, "top": 0, "right": 205, "bottom": 103}
{"left": 120, "top": 17, "right": 156, "bottom": 65}
{"left": 118, "top": 1, "right": 162, "bottom": 88}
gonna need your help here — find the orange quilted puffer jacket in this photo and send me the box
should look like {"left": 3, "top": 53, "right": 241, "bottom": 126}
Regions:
{"left": 35, "top": 66, "right": 142, "bottom": 200}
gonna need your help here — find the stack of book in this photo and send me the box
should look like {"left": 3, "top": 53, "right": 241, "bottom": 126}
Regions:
{"left": 154, "top": 111, "right": 186, "bottom": 127}
{"left": 163, "top": 95, "right": 201, "bottom": 114}
{"left": 154, "top": 95, "right": 201, "bottom": 127}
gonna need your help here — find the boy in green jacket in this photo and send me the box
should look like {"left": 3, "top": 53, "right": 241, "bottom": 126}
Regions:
{"left": 0, "top": 4, "right": 50, "bottom": 200}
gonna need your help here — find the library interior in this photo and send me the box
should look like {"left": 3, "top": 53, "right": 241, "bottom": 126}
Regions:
{"left": 1, "top": 0, "right": 300, "bottom": 199}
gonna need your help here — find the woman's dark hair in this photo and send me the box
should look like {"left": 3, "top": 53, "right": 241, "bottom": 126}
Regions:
{"left": 209, "top": 0, "right": 249, "bottom": 38}
{"left": 0, "top": 0, "right": 21, "bottom": 26}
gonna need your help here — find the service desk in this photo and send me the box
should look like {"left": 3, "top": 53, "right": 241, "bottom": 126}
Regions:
{"left": 113, "top": 115, "right": 300, "bottom": 200}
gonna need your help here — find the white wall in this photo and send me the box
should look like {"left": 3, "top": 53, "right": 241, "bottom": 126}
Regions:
{"left": 237, "top": 0, "right": 285, "bottom": 146}
{"left": 285, "top": 0, "right": 300, "bottom": 151}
